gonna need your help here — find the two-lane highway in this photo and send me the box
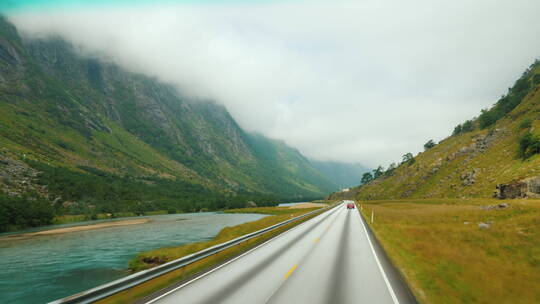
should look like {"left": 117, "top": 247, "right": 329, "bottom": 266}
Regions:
{"left": 145, "top": 202, "right": 415, "bottom": 304}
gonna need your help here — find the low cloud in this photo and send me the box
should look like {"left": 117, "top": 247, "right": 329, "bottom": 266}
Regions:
{"left": 7, "top": 0, "right": 540, "bottom": 167}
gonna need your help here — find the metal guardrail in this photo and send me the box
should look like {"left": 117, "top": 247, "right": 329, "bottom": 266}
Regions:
{"left": 49, "top": 206, "right": 331, "bottom": 304}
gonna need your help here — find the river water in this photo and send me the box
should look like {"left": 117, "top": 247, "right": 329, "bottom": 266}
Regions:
{"left": 0, "top": 212, "right": 266, "bottom": 304}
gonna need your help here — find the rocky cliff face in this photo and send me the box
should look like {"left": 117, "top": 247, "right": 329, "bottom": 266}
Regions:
{"left": 494, "top": 176, "right": 540, "bottom": 199}
{"left": 0, "top": 16, "right": 337, "bottom": 201}
{"left": 0, "top": 151, "right": 43, "bottom": 197}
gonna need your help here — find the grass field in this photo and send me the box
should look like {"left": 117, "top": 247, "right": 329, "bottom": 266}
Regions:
{"left": 358, "top": 199, "right": 540, "bottom": 304}
{"left": 97, "top": 206, "right": 327, "bottom": 304}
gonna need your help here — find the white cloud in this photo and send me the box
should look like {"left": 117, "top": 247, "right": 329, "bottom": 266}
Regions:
{"left": 7, "top": 0, "right": 540, "bottom": 167}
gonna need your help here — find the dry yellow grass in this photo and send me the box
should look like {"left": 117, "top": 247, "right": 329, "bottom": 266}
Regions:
{"left": 287, "top": 202, "right": 327, "bottom": 209}
{"left": 359, "top": 199, "right": 540, "bottom": 304}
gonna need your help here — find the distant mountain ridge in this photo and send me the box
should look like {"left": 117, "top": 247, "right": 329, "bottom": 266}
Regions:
{"left": 0, "top": 15, "right": 340, "bottom": 217}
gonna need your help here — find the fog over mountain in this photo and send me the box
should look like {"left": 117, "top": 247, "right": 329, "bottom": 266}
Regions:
{"left": 310, "top": 160, "right": 369, "bottom": 189}
{"left": 6, "top": 0, "right": 540, "bottom": 167}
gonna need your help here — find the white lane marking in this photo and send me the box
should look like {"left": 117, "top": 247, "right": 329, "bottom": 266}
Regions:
{"left": 262, "top": 205, "right": 346, "bottom": 304}
{"left": 354, "top": 207, "right": 400, "bottom": 304}
{"left": 145, "top": 206, "right": 338, "bottom": 304}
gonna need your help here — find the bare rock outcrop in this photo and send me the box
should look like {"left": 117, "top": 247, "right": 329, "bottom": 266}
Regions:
{"left": 460, "top": 169, "right": 479, "bottom": 186}
{"left": 493, "top": 175, "right": 540, "bottom": 199}
{"left": 447, "top": 129, "right": 506, "bottom": 162}
{"left": 0, "top": 152, "right": 45, "bottom": 197}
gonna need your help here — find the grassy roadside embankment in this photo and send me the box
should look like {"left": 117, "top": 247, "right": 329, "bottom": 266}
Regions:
{"left": 98, "top": 204, "right": 330, "bottom": 304}
{"left": 358, "top": 199, "right": 540, "bottom": 304}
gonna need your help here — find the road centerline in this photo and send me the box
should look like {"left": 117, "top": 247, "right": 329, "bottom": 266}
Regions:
{"left": 325, "top": 209, "right": 351, "bottom": 304}
{"left": 196, "top": 206, "right": 342, "bottom": 304}
{"left": 263, "top": 204, "right": 345, "bottom": 304}
{"left": 283, "top": 264, "right": 297, "bottom": 280}
{"left": 145, "top": 206, "right": 340, "bottom": 304}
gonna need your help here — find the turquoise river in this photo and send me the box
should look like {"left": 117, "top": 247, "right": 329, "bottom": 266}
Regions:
{"left": 0, "top": 212, "right": 266, "bottom": 304}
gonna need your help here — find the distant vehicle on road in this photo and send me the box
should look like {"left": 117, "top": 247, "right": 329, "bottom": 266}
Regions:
{"left": 346, "top": 202, "right": 355, "bottom": 209}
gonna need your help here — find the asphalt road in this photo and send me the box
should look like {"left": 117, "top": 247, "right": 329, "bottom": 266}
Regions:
{"left": 145, "top": 202, "right": 416, "bottom": 304}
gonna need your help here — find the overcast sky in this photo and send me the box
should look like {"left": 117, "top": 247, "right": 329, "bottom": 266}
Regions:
{"left": 5, "top": 0, "right": 540, "bottom": 167}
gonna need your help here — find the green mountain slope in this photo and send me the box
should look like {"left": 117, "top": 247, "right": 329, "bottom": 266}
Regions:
{"left": 351, "top": 60, "right": 540, "bottom": 200}
{"left": 0, "top": 16, "right": 337, "bottom": 228}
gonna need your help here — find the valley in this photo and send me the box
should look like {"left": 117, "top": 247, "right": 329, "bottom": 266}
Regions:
{"left": 1, "top": 2, "right": 539, "bottom": 303}
{"left": 0, "top": 16, "right": 361, "bottom": 232}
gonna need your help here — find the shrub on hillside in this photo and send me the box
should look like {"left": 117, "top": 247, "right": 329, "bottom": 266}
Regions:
{"left": 452, "top": 124, "right": 462, "bottom": 135}
{"left": 519, "top": 118, "right": 533, "bottom": 130}
{"left": 372, "top": 166, "right": 384, "bottom": 179}
{"left": 385, "top": 163, "right": 398, "bottom": 176}
{"left": 424, "top": 139, "right": 436, "bottom": 150}
{"left": 453, "top": 120, "right": 475, "bottom": 136}
{"left": 478, "top": 76, "right": 533, "bottom": 129}
{"left": 533, "top": 74, "right": 540, "bottom": 85}
{"left": 518, "top": 131, "right": 540, "bottom": 159}
{"left": 479, "top": 109, "right": 497, "bottom": 129}
{"left": 361, "top": 172, "right": 373, "bottom": 184}
{"left": 462, "top": 120, "right": 475, "bottom": 132}
{"left": 402, "top": 153, "right": 416, "bottom": 166}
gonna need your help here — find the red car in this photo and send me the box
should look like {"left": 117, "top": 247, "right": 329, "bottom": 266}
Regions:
{"left": 346, "top": 203, "right": 355, "bottom": 209}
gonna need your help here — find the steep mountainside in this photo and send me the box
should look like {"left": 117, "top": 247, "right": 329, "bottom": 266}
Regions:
{"left": 310, "top": 160, "right": 369, "bottom": 188}
{"left": 0, "top": 16, "right": 337, "bottom": 221}
{"left": 353, "top": 60, "right": 540, "bottom": 200}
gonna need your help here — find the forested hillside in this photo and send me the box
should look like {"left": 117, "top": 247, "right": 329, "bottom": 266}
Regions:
{"left": 0, "top": 16, "right": 337, "bottom": 231}
{"left": 351, "top": 59, "right": 540, "bottom": 200}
